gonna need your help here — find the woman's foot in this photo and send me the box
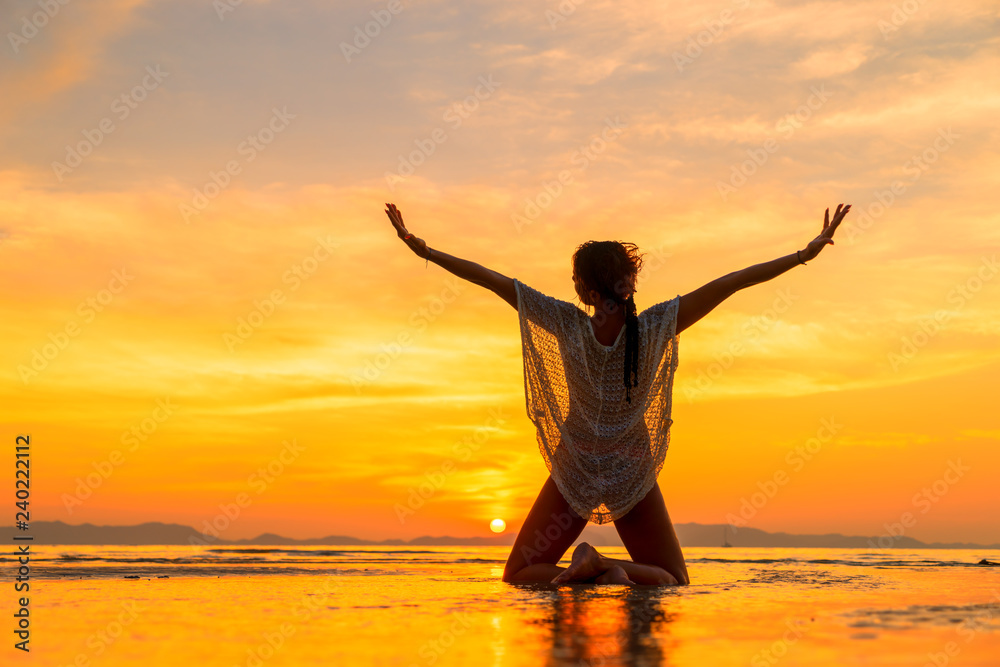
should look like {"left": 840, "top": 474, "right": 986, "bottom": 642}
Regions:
{"left": 595, "top": 565, "right": 634, "bottom": 585}
{"left": 551, "top": 542, "right": 607, "bottom": 584}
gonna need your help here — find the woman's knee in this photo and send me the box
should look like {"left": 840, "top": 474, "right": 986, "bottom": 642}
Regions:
{"left": 502, "top": 547, "right": 528, "bottom": 581}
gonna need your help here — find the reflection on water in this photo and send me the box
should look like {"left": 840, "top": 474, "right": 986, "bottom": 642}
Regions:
{"left": 539, "top": 586, "right": 677, "bottom": 666}
{"left": 2, "top": 546, "right": 999, "bottom": 666}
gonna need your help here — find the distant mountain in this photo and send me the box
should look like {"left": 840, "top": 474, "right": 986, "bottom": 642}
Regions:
{"left": 3, "top": 520, "right": 998, "bottom": 550}
{"left": 1, "top": 521, "right": 516, "bottom": 547}
{"left": 5, "top": 521, "right": 204, "bottom": 545}
{"left": 671, "top": 524, "right": 1000, "bottom": 550}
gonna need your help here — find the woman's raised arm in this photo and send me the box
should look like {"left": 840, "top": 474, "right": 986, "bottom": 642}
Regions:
{"left": 675, "top": 203, "right": 851, "bottom": 335}
{"left": 385, "top": 203, "right": 517, "bottom": 310}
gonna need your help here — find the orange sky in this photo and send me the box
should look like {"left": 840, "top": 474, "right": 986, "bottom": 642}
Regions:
{"left": 1, "top": 0, "right": 998, "bottom": 544}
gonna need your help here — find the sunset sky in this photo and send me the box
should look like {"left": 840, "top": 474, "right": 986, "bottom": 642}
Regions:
{"left": 1, "top": 0, "right": 998, "bottom": 545}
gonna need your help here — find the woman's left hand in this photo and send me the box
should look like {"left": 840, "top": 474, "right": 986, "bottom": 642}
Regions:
{"left": 385, "top": 202, "right": 430, "bottom": 259}
{"left": 800, "top": 203, "right": 851, "bottom": 262}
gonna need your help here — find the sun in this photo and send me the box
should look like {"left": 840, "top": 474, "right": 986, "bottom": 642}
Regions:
{"left": 490, "top": 518, "right": 506, "bottom": 533}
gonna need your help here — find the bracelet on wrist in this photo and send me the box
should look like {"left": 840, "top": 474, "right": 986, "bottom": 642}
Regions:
{"left": 796, "top": 250, "right": 807, "bottom": 265}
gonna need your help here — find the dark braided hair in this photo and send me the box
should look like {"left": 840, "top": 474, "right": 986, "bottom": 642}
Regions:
{"left": 571, "top": 241, "right": 645, "bottom": 403}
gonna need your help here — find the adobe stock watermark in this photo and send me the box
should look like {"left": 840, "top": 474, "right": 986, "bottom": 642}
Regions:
{"left": 189, "top": 438, "right": 305, "bottom": 545}
{"left": 212, "top": 0, "right": 263, "bottom": 21}
{"left": 673, "top": 0, "right": 752, "bottom": 72}
{"left": 17, "top": 268, "right": 134, "bottom": 384}
{"left": 921, "top": 590, "right": 1000, "bottom": 667}
{"left": 180, "top": 106, "right": 296, "bottom": 223}
{"left": 878, "top": 0, "right": 929, "bottom": 39}
{"left": 291, "top": 578, "right": 338, "bottom": 622}
{"left": 866, "top": 459, "right": 971, "bottom": 553}
{"left": 223, "top": 235, "right": 339, "bottom": 352}
{"left": 393, "top": 406, "right": 508, "bottom": 523}
{"left": 415, "top": 613, "right": 473, "bottom": 666}
{"left": 518, "top": 510, "right": 579, "bottom": 566}
{"left": 62, "top": 398, "right": 176, "bottom": 515}
{"left": 340, "top": 0, "right": 406, "bottom": 63}
{"left": 212, "top": 0, "right": 240, "bottom": 20}
{"left": 235, "top": 578, "right": 342, "bottom": 667}
{"left": 350, "top": 276, "right": 465, "bottom": 392}
{"left": 61, "top": 600, "right": 145, "bottom": 666}
{"left": 726, "top": 417, "right": 843, "bottom": 530}
{"left": 717, "top": 84, "right": 831, "bottom": 201}
{"left": 52, "top": 66, "right": 169, "bottom": 183}
{"left": 512, "top": 115, "right": 627, "bottom": 232}
{"left": 684, "top": 287, "right": 799, "bottom": 402}
{"left": 750, "top": 618, "right": 810, "bottom": 667}
{"left": 385, "top": 74, "right": 501, "bottom": 191}
{"left": 887, "top": 254, "right": 997, "bottom": 372}
{"left": 545, "top": 0, "right": 586, "bottom": 29}
{"left": 7, "top": 0, "right": 71, "bottom": 55}
{"left": 234, "top": 625, "right": 296, "bottom": 667}
{"left": 846, "top": 127, "right": 959, "bottom": 244}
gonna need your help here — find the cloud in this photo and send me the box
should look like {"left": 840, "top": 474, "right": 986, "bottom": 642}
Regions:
{"left": 3, "top": 0, "right": 998, "bottom": 542}
{"left": 0, "top": 0, "right": 150, "bottom": 123}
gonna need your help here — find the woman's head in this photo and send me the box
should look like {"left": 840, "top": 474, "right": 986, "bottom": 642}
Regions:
{"left": 572, "top": 240, "right": 645, "bottom": 403}
{"left": 571, "top": 240, "right": 645, "bottom": 308}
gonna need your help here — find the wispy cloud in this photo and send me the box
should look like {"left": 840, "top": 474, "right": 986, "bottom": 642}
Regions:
{"left": 2, "top": 0, "right": 998, "bottom": 542}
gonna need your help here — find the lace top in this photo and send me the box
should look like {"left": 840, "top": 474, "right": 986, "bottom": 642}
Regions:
{"left": 514, "top": 279, "right": 681, "bottom": 524}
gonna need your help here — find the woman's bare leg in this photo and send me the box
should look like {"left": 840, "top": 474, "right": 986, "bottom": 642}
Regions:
{"left": 502, "top": 475, "right": 588, "bottom": 583}
{"left": 613, "top": 481, "right": 689, "bottom": 585}
{"left": 553, "top": 482, "right": 689, "bottom": 586}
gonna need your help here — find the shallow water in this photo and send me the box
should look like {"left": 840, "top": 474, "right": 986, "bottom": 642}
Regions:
{"left": 4, "top": 546, "right": 1000, "bottom": 666}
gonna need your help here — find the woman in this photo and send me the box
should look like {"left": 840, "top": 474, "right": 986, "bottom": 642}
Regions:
{"left": 384, "top": 202, "right": 851, "bottom": 585}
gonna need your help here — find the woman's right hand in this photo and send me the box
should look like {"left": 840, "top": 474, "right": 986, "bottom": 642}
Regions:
{"left": 799, "top": 203, "right": 851, "bottom": 262}
{"left": 385, "top": 202, "right": 430, "bottom": 259}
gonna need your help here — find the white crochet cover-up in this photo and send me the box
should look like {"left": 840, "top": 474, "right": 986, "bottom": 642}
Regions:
{"left": 514, "top": 279, "right": 681, "bottom": 524}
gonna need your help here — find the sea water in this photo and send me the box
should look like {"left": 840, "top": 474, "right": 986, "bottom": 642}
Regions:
{"left": 2, "top": 545, "right": 999, "bottom": 666}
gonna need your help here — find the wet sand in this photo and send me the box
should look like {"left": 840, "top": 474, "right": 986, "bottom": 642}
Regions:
{"left": 5, "top": 546, "right": 1000, "bottom": 666}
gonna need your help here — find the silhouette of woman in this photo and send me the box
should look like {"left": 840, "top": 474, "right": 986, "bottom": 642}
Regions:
{"left": 384, "top": 202, "right": 851, "bottom": 585}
